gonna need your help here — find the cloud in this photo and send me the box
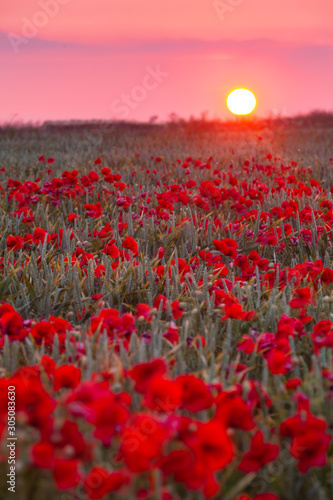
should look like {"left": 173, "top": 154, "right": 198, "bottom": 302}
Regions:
{"left": 1, "top": 30, "right": 332, "bottom": 62}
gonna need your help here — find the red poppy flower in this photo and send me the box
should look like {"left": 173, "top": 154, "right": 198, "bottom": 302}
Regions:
{"left": 171, "top": 300, "right": 183, "bottom": 319}
{"left": 155, "top": 246, "right": 165, "bottom": 259}
{"left": 53, "top": 365, "right": 81, "bottom": 391}
{"left": 31, "top": 321, "right": 57, "bottom": 345}
{"left": 7, "top": 235, "right": 24, "bottom": 251}
{"left": 136, "top": 303, "right": 153, "bottom": 322}
{"left": 122, "top": 236, "right": 139, "bottom": 254}
{"left": 33, "top": 227, "right": 51, "bottom": 244}
{"left": 92, "top": 293, "right": 104, "bottom": 301}
{"left": 85, "top": 202, "right": 103, "bottom": 218}
{"left": 182, "top": 419, "right": 234, "bottom": 471}
{"left": 88, "top": 170, "right": 99, "bottom": 182}
{"left": 31, "top": 442, "right": 55, "bottom": 469}
{"left": 213, "top": 238, "right": 238, "bottom": 258}
{"left": 177, "top": 374, "right": 214, "bottom": 412}
{"left": 84, "top": 467, "right": 129, "bottom": 499}
{"left": 67, "top": 213, "right": 80, "bottom": 222}
{"left": 0, "top": 305, "right": 27, "bottom": 341}
{"left": 285, "top": 378, "right": 302, "bottom": 390}
{"left": 215, "top": 390, "right": 254, "bottom": 430}
{"left": 40, "top": 355, "right": 56, "bottom": 377}
{"left": 53, "top": 459, "right": 80, "bottom": 490}
{"left": 238, "top": 431, "right": 279, "bottom": 472}
{"left": 280, "top": 411, "right": 331, "bottom": 473}
{"left": 120, "top": 414, "right": 169, "bottom": 472}
{"left": 289, "top": 288, "right": 312, "bottom": 309}
{"left": 237, "top": 335, "right": 256, "bottom": 354}
{"left": 311, "top": 320, "right": 333, "bottom": 352}
{"left": 103, "top": 242, "right": 120, "bottom": 258}
{"left": 144, "top": 376, "right": 182, "bottom": 412}
{"left": 129, "top": 359, "right": 167, "bottom": 393}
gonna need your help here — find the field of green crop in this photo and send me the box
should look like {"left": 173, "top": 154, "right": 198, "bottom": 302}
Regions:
{"left": 0, "top": 115, "right": 333, "bottom": 500}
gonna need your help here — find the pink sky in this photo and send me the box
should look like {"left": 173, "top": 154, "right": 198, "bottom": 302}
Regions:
{"left": 1, "top": 0, "right": 333, "bottom": 123}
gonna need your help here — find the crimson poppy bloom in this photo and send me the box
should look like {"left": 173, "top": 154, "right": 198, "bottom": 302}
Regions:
{"left": 213, "top": 238, "right": 238, "bottom": 258}
{"left": 53, "top": 365, "right": 81, "bottom": 391}
{"left": 129, "top": 359, "right": 167, "bottom": 393}
{"left": 280, "top": 411, "right": 331, "bottom": 473}
{"left": 83, "top": 467, "right": 129, "bottom": 499}
{"left": 289, "top": 287, "right": 312, "bottom": 309}
{"left": 122, "top": 236, "right": 139, "bottom": 254}
{"left": 238, "top": 431, "right": 279, "bottom": 472}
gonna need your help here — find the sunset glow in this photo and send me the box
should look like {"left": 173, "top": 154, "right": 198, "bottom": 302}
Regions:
{"left": 1, "top": 0, "right": 333, "bottom": 122}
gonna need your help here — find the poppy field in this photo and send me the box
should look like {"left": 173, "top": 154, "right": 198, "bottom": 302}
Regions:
{"left": 1, "top": 117, "right": 333, "bottom": 500}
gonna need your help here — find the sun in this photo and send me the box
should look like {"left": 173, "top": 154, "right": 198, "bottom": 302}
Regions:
{"left": 227, "top": 88, "right": 256, "bottom": 115}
